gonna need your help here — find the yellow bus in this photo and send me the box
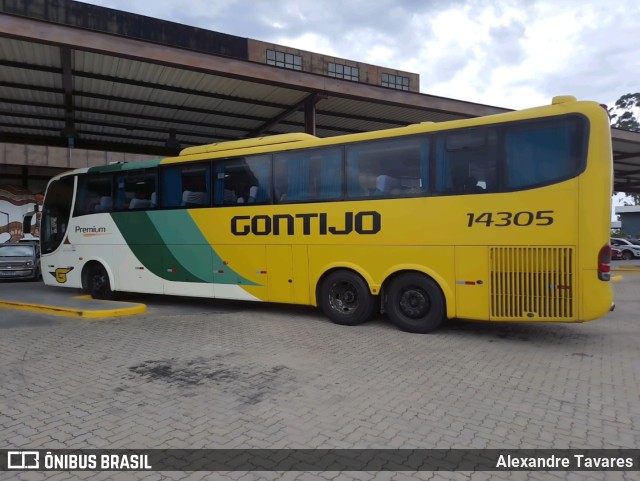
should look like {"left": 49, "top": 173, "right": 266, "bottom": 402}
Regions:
{"left": 40, "top": 96, "right": 614, "bottom": 333}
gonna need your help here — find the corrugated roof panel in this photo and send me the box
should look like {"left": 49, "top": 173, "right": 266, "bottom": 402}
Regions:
{"left": 0, "top": 100, "right": 61, "bottom": 114}
{"left": 2, "top": 126, "right": 60, "bottom": 136}
{"left": 182, "top": 100, "right": 281, "bottom": 121}
{"left": 75, "top": 52, "right": 157, "bottom": 81}
{"left": 0, "top": 87, "right": 62, "bottom": 105}
{"left": 80, "top": 123, "right": 165, "bottom": 139}
{"left": 228, "top": 82, "right": 307, "bottom": 105}
{"left": 182, "top": 75, "right": 242, "bottom": 97}
{"left": 198, "top": 116, "right": 257, "bottom": 132}
{"left": 2, "top": 67, "right": 61, "bottom": 90}
{"left": 320, "top": 96, "right": 465, "bottom": 124}
{"left": 0, "top": 38, "right": 60, "bottom": 67}
{"left": 74, "top": 110, "right": 238, "bottom": 138}
{"left": 78, "top": 57, "right": 303, "bottom": 107}
{"left": 179, "top": 133, "right": 239, "bottom": 146}
{"left": 0, "top": 115, "right": 63, "bottom": 129}
{"left": 313, "top": 112, "right": 405, "bottom": 132}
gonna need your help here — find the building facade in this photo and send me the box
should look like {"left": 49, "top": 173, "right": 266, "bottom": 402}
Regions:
{"left": 247, "top": 40, "right": 419, "bottom": 93}
{"left": 615, "top": 205, "right": 640, "bottom": 238}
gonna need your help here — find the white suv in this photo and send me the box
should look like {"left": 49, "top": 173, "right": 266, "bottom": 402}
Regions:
{"left": 610, "top": 238, "right": 640, "bottom": 260}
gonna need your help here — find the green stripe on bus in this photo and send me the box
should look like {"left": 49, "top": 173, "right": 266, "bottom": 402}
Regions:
{"left": 110, "top": 211, "right": 207, "bottom": 283}
{"left": 111, "top": 210, "right": 258, "bottom": 286}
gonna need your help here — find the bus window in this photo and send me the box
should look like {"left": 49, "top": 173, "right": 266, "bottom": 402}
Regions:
{"left": 435, "top": 128, "right": 497, "bottom": 194}
{"left": 115, "top": 169, "right": 158, "bottom": 210}
{"left": 213, "top": 155, "right": 271, "bottom": 205}
{"left": 161, "top": 163, "right": 210, "bottom": 208}
{"left": 74, "top": 174, "right": 113, "bottom": 216}
{"left": 505, "top": 117, "right": 585, "bottom": 189}
{"left": 346, "top": 137, "right": 429, "bottom": 199}
{"left": 274, "top": 147, "right": 342, "bottom": 203}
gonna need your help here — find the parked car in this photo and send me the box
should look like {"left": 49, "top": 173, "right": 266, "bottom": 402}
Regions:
{"left": 0, "top": 242, "right": 41, "bottom": 280}
{"left": 610, "top": 238, "right": 640, "bottom": 260}
{"left": 611, "top": 246, "right": 623, "bottom": 260}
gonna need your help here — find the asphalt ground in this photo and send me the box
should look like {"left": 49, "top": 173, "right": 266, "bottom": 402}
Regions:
{"left": 1, "top": 260, "right": 639, "bottom": 481}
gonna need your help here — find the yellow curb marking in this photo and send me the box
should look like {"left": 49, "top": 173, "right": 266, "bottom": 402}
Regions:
{"left": 0, "top": 299, "right": 146, "bottom": 318}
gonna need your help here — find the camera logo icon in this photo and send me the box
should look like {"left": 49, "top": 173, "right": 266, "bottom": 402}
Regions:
{"left": 7, "top": 451, "right": 39, "bottom": 469}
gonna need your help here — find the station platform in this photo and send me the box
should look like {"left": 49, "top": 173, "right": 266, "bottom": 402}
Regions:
{"left": 0, "top": 282, "right": 146, "bottom": 318}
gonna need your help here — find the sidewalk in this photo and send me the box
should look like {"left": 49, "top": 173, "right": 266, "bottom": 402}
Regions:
{"left": 0, "top": 281, "right": 146, "bottom": 318}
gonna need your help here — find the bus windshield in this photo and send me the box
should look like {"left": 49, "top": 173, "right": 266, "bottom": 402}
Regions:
{"left": 41, "top": 176, "right": 74, "bottom": 254}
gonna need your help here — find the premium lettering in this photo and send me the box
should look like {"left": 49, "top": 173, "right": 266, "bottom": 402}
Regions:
{"left": 75, "top": 226, "right": 106, "bottom": 233}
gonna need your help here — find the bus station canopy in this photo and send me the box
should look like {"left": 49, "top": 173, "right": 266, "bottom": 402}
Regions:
{"left": 1, "top": 5, "right": 639, "bottom": 193}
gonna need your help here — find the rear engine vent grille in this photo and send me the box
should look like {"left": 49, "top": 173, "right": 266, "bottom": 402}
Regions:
{"left": 490, "top": 246, "right": 574, "bottom": 320}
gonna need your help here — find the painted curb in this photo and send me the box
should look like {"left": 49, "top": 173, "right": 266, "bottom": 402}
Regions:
{"left": 0, "top": 298, "right": 146, "bottom": 318}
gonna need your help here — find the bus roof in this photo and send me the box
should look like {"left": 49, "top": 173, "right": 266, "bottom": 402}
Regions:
{"left": 179, "top": 133, "right": 317, "bottom": 157}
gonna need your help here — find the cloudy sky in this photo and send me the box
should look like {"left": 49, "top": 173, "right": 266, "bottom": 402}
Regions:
{"left": 79, "top": 0, "right": 639, "bottom": 111}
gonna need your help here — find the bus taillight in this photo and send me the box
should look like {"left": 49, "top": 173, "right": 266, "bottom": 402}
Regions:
{"left": 598, "top": 244, "right": 611, "bottom": 281}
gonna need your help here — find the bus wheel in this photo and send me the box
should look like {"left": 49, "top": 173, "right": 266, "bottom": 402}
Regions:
{"left": 320, "top": 270, "right": 377, "bottom": 326}
{"left": 386, "top": 273, "right": 445, "bottom": 333}
{"left": 87, "top": 264, "right": 113, "bottom": 300}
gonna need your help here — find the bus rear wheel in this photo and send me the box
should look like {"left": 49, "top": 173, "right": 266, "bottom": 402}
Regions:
{"left": 86, "top": 263, "right": 113, "bottom": 300}
{"left": 319, "top": 270, "right": 377, "bottom": 326}
{"left": 386, "top": 273, "right": 445, "bottom": 333}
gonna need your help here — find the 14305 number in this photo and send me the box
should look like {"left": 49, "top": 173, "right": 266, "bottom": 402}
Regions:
{"left": 466, "top": 210, "right": 554, "bottom": 227}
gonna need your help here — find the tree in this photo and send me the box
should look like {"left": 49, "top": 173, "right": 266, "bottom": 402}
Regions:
{"left": 609, "top": 92, "right": 640, "bottom": 132}
{"left": 610, "top": 93, "right": 640, "bottom": 204}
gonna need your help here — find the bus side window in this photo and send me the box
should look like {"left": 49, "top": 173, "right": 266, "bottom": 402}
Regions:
{"left": 505, "top": 118, "right": 583, "bottom": 189}
{"left": 74, "top": 174, "right": 113, "bottom": 216}
{"left": 346, "top": 136, "right": 429, "bottom": 199}
{"left": 214, "top": 155, "right": 271, "bottom": 206}
{"left": 436, "top": 128, "right": 497, "bottom": 194}
{"left": 274, "top": 148, "right": 341, "bottom": 203}
{"left": 161, "top": 164, "right": 210, "bottom": 208}
{"left": 115, "top": 169, "right": 157, "bottom": 210}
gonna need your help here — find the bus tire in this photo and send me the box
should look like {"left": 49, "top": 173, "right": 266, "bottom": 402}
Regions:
{"left": 86, "top": 263, "right": 113, "bottom": 300}
{"left": 386, "top": 273, "right": 445, "bottom": 333}
{"left": 319, "top": 270, "right": 378, "bottom": 326}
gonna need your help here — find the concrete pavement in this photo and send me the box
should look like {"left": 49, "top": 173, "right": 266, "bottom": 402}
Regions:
{"left": 0, "top": 266, "right": 639, "bottom": 481}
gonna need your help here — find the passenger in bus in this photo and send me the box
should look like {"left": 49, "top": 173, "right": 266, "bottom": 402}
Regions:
{"left": 94, "top": 196, "right": 113, "bottom": 212}
{"left": 357, "top": 170, "right": 382, "bottom": 196}
{"left": 238, "top": 185, "right": 260, "bottom": 203}
{"left": 129, "top": 191, "right": 151, "bottom": 209}
{"left": 375, "top": 175, "right": 401, "bottom": 195}
{"left": 451, "top": 170, "right": 483, "bottom": 194}
{"left": 86, "top": 193, "right": 101, "bottom": 213}
{"left": 223, "top": 189, "right": 237, "bottom": 204}
{"left": 235, "top": 182, "right": 250, "bottom": 203}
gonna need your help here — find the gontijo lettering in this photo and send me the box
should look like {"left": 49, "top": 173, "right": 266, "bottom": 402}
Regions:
{"left": 231, "top": 211, "right": 381, "bottom": 236}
